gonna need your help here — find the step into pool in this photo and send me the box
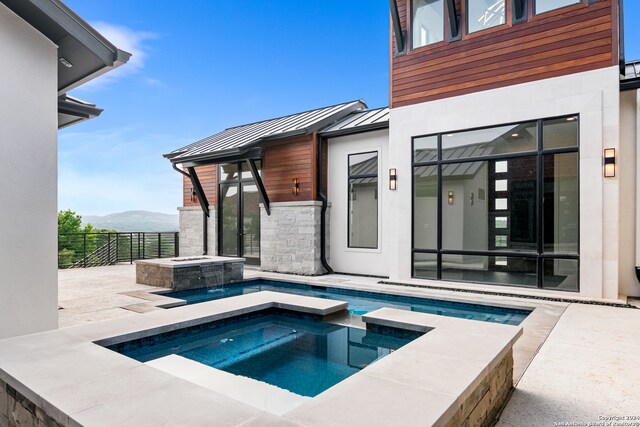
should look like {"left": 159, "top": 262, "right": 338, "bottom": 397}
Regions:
{"left": 165, "top": 279, "right": 530, "bottom": 325}
{"left": 108, "top": 311, "right": 419, "bottom": 397}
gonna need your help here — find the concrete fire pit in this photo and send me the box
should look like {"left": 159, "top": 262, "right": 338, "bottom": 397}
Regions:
{"left": 135, "top": 256, "right": 245, "bottom": 291}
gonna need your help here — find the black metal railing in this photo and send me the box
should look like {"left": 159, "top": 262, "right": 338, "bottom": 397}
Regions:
{"left": 58, "top": 232, "right": 179, "bottom": 269}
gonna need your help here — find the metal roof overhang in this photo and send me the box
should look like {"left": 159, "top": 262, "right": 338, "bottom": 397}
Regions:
{"left": 57, "top": 94, "right": 103, "bottom": 129}
{"left": 621, "top": 78, "right": 640, "bottom": 91}
{"left": 165, "top": 100, "right": 367, "bottom": 218}
{"left": 621, "top": 61, "right": 640, "bottom": 91}
{"left": 1, "top": 0, "right": 131, "bottom": 94}
{"left": 164, "top": 129, "right": 310, "bottom": 166}
{"left": 1, "top": 0, "right": 131, "bottom": 128}
{"left": 319, "top": 121, "right": 389, "bottom": 138}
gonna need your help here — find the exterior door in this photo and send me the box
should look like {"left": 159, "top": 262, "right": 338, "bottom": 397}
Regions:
{"left": 218, "top": 162, "right": 261, "bottom": 265}
{"left": 241, "top": 184, "right": 260, "bottom": 263}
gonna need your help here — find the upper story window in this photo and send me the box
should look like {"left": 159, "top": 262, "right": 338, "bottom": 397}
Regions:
{"left": 467, "top": 0, "right": 506, "bottom": 34}
{"left": 535, "top": 0, "right": 580, "bottom": 14}
{"left": 412, "top": 0, "right": 444, "bottom": 49}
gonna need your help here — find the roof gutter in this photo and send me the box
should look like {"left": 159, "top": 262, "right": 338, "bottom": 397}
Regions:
{"left": 621, "top": 79, "right": 640, "bottom": 91}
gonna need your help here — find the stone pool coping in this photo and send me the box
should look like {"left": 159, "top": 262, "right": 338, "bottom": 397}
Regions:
{"left": 0, "top": 291, "right": 521, "bottom": 427}
{"left": 111, "top": 270, "right": 559, "bottom": 384}
{"left": 135, "top": 256, "right": 245, "bottom": 269}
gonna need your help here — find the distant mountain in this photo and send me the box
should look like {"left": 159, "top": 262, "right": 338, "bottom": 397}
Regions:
{"left": 81, "top": 210, "right": 179, "bottom": 232}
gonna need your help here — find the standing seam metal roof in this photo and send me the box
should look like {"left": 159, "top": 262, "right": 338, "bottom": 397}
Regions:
{"left": 320, "top": 107, "right": 389, "bottom": 135}
{"left": 624, "top": 60, "right": 640, "bottom": 80}
{"left": 166, "top": 100, "right": 366, "bottom": 162}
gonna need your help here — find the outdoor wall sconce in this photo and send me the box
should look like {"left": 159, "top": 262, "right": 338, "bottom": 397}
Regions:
{"left": 448, "top": 191, "right": 454, "bottom": 205}
{"left": 389, "top": 168, "right": 397, "bottom": 190}
{"left": 604, "top": 148, "right": 616, "bottom": 178}
{"left": 292, "top": 178, "right": 300, "bottom": 196}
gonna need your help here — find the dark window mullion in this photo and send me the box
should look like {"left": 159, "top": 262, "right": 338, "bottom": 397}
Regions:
{"left": 437, "top": 134, "right": 443, "bottom": 279}
{"left": 540, "top": 147, "right": 579, "bottom": 156}
{"left": 439, "top": 151, "right": 538, "bottom": 165}
{"left": 413, "top": 161, "right": 438, "bottom": 167}
{"left": 349, "top": 174, "right": 378, "bottom": 179}
{"left": 440, "top": 249, "right": 539, "bottom": 257}
{"left": 536, "top": 120, "right": 544, "bottom": 288}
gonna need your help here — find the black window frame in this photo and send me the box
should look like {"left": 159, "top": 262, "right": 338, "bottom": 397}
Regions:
{"left": 533, "top": 0, "right": 582, "bottom": 15}
{"left": 347, "top": 151, "right": 380, "bottom": 250}
{"left": 466, "top": 0, "right": 508, "bottom": 34}
{"left": 411, "top": 0, "right": 447, "bottom": 50}
{"left": 411, "top": 114, "right": 580, "bottom": 291}
{"left": 217, "top": 160, "right": 262, "bottom": 264}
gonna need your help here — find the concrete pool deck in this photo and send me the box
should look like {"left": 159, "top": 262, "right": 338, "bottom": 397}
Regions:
{"left": 55, "top": 265, "right": 640, "bottom": 424}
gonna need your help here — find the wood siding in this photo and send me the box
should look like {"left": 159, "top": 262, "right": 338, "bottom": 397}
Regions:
{"left": 262, "top": 134, "right": 317, "bottom": 203}
{"left": 183, "top": 164, "right": 217, "bottom": 208}
{"left": 391, "top": 0, "right": 618, "bottom": 108}
{"left": 182, "top": 134, "right": 319, "bottom": 207}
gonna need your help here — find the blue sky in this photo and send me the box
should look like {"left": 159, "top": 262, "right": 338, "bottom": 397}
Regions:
{"left": 59, "top": 1, "right": 640, "bottom": 216}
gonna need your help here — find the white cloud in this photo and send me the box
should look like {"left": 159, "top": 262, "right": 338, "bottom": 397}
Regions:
{"left": 73, "top": 22, "right": 158, "bottom": 91}
{"left": 144, "top": 77, "right": 165, "bottom": 87}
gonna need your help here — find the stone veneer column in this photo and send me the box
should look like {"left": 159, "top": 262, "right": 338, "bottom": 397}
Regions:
{"left": 260, "top": 201, "right": 328, "bottom": 275}
{"left": 177, "top": 206, "right": 217, "bottom": 257}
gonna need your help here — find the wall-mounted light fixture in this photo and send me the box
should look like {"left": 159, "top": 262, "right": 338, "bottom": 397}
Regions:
{"left": 448, "top": 191, "right": 454, "bottom": 205}
{"left": 389, "top": 168, "right": 397, "bottom": 190}
{"left": 292, "top": 178, "right": 300, "bottom": 196}
{"left": 59, "top": 57, "right": 73, "bottom": 68}
{"left": 604, "top": 148, "right": 616, "bottom": 178}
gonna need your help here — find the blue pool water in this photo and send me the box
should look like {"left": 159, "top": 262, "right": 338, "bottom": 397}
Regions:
{"left": 166, "top": 279, "right": 530, "bottom": 325}
{"left": 110, "top": 314, "right": 415, "bottom": 397}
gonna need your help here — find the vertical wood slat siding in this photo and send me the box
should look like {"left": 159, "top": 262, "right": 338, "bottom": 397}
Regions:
{"left": 391, "top": 0, "right": 617, "bottom": 108}
{"left": 263, "top": 134, "right": 317, "bottom": 202}
{"left": 183, "top": 164, "right": 217, "bottom": 208}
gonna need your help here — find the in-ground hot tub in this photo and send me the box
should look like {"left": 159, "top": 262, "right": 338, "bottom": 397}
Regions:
{"left": 135, "top": 256, "right": 244, "bottom": 291}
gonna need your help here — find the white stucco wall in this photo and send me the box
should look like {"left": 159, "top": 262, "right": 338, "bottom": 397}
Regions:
{"left": 328, "top": 130, "right": 390, "bottom": 277}
{"left": 389, "top": 66, "right": 624, "bottom": 300}
{"left": 0, "top": 4, "right": 58, "bottom": 338}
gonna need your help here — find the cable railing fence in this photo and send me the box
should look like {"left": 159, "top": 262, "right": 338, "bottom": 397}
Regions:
{"left": 58, "top": 232, "right": 179, "bottom": 269}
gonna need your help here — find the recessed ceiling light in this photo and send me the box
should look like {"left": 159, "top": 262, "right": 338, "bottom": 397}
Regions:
{"left": 445, "top": 134, "right": 453, "bottom": 137}
{"left": 59, "top": 57, "right": 73, "bottom": 68}
{"left": 511, "top": 133, "right": 519, "bottom": 137}
{"left": 567, "top": 117, "right": 576, "bottom": 121}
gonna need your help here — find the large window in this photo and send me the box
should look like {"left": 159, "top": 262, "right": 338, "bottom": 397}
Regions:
{"left": 535, "top": 0, "right": 580, "bottom": 15}
{"left": 412, "top": 0, "right": 444, "bottom": 49}
{"left": 348, "top": 152, "right": 378, "bottom": 249}
{"left": 467, "top": 0, "right": 506, "bottom": 34}
{"left": 412, "top": 115, "right": 579, "bottom": 291}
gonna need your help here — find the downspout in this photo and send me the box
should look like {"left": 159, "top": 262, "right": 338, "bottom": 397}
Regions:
{"left": 202, "top": 212, "right": 208, "bottom": 255}
{"left": 317, "top": 135, "right": 334, "bottom": 274}
{"left": 172, "top": 163, "right": 208, "bottom": 255}
{"left": 635, "top": 89, "right": 640, "bottom": 283}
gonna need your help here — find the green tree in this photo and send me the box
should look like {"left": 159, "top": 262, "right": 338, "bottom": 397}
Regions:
{"left": 58, "top": 210, "right": 117, "bottom": 268}
{"left": 58, "top": 209, "right": 83, "bottom": 233}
